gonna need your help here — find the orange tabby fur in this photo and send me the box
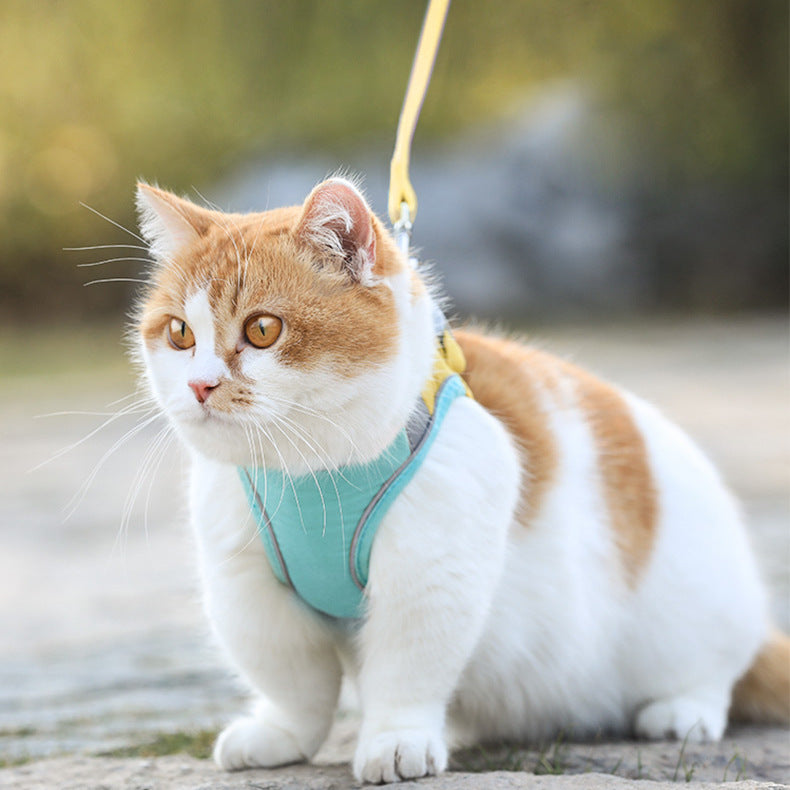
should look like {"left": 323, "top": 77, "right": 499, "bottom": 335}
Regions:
{"left": 731, "top": 630, "right": 790, "bottom": 724}
{"left": 457, "top": 330, "right": 658, "bottom": 587}
{"left": 138, "top": 186, "right": 402, "bottom": 377}
{"left": 455, "top": 330, "right": 558, "bottom": 526}
{"left": 571, "top": 364, "right": 658, "bottom": 585}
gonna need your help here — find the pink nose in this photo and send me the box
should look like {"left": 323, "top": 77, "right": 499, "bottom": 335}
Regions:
{"left": 189, "top": 379, "right": 218, "bottom": 404}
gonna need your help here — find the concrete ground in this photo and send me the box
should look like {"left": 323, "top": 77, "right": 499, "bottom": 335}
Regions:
{"left": 0, "top": 316, "right": 788, "bottom": 787}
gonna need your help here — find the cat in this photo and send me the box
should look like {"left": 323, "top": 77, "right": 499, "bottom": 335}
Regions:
{"left": 134, "top": 176, "right": 789, "bottom": 784}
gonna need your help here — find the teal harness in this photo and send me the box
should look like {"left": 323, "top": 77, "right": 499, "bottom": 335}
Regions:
{"left": 238, "top": 374, "right": 467, "bottom": 619}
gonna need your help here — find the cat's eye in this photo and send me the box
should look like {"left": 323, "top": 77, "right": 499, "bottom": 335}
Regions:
{"left": 244, "top": 313, "right": 283, "bottom": 349}
{"left": 167, "top": 317, "right": 195, "bottom": 350}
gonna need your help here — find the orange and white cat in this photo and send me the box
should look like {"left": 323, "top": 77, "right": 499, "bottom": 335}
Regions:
{"left": 135, "top": 177, "right": 788, "bottom": 784}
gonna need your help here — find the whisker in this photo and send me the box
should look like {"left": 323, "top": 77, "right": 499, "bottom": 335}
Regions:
{"left": 192, "top": 188, "right": 222, "bottom": 212}
{"left": 30, "top": 400, "right": 156, "bottom": 472}
{"left": 244, "top": 422, "right": 269, "bottom": 524}
{"left": 64, "top": 412, "right": 163, "bottom": 522}
{"left": 269, "top": 416, "right": 329, "bottom": 536}
{"left": 84, "top": 277, "right": 149, "bottom": 286}
{"left": 114, "top": 424, "right": 167, "bottom": 556}
{"left": 254, "top": 422, "right": 303, "bottom": 530}
{"left": 78, "top": 257, "right": 152, "bottom": 268}
{"left": 267, "top": 395, "right": 366, "bottom": 464}
{"left": 269, "top": 409, "right": 336, "bottom": 468}
{"left": 80, "top": 202, "right": 146, "bottom": 243}
{"left": 267, "top": 408, "right": 358, "bottom": 494}
{"left": 105, "top": 389, "right": 155, "bottom": 410}
{"left": 251, "top": 422, "right": 287, "bottom": 523}
{"left": 272, "top": 412, "right": 348, "bottom": 544}
{"left": 34, "top": 406, "right": 151, "bottom": 419}
{"left": 214, "top": 425, "right": 276, "bottom": 569}
{"left": 119, "top": 424, "right": 175, "bottom": 549}
{"left": 64, "top": 244, "right": 149, "bottom": 252}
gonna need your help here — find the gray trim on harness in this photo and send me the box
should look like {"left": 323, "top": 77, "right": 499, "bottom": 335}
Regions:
{"left": 242, "top": 467, "right": 295, "bottom": 591}
{"left": 244, "top": 391, "right": 435, "bottom": 596}
{"left": 347, "top": 377, "right": 451, "bottom": 590}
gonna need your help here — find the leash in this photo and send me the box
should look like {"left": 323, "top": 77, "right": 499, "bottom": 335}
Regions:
{"left": 388, "top": 0, "right": 469, "bottom": 399}
{"left": 389, "top": 0, "right": 451, "bottom": 260}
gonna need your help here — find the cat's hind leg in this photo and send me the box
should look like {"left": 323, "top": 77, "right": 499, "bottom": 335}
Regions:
{"left": 634, "top": 685, "right": 730, "bottom": 742}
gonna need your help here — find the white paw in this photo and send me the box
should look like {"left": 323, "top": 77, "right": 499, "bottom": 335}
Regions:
{"left": 214, "top": 715, "right": 305, "bottom": 771}
{"left": 353, "top": 729, "right": 447, "bottom": 784}
{"left": 635, "top": 696, "right": 727, "bottom": 742}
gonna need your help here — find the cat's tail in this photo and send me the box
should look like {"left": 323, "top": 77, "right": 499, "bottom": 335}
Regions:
{"left": 730, "top": 628, "right": 790, "bottom": 724}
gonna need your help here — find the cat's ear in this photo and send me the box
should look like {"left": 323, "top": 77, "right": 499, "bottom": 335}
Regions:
{"left": 135, "top": 183, "right": 213, "bottom": 261}
{"left": 295, "top": 178, "right": 377, "bottom": 283}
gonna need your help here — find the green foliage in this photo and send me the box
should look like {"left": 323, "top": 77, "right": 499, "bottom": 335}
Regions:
{"left": 0, "top": 728, "right": 34, "bottom": 768}
{"left": 0, "top": 0, "right": 786, "bottom": 316}
{"left": 452, "top": 732, "right": 570, "bottom": 775}
{"left": 723, "top": 750, "right": 749, "bottom": 782}
{"left": 0, "top": 756, "right": 32, "bottom": 769}
{"left": 98, "top": 730, "right": 217, "bottom": 760}
{"left": 672, "top": 731, "right": 698, "bottom": 783}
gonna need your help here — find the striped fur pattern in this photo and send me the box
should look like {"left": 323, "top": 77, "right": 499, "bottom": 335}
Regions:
{"left": 135, "top": 177, "right": 785, "bottom": 784}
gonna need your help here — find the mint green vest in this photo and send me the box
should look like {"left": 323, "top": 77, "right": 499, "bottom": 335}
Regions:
{"left": 238, "top": 374, "right": 467, "bottom": 619}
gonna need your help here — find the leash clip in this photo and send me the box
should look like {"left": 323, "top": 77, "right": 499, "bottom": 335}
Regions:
{"left": 393, "top": 201, "right": 418, "bottom": 269}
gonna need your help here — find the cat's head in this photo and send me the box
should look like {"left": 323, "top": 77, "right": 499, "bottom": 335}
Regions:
{"left": 134, "top": 177, "right": 428, "bottom": 470}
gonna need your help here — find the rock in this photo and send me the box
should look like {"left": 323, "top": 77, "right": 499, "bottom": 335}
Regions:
{"left": 216, "top": 86, "right": 787, "bottom": 319}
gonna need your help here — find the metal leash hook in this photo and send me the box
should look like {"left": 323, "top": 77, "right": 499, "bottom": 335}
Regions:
{"left": 388, "top": 0, "right": 450, "bottom": 269}
{"left": 392, "top": 201, "right": 416, "bottom": 268}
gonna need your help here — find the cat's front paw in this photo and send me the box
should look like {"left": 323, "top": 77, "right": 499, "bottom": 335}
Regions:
{"left": 214, "top": 715, "right": 305, "bottom": 771}
{"left": 353, "top": 729, "right": 447, "bottom": 784}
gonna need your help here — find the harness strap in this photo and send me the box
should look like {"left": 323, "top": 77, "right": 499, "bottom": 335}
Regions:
{"left": 421, "top": 302, "right": 472, "bottom": 412}
{"left": 239, "top": 374, "right": 468, "bottom": 619}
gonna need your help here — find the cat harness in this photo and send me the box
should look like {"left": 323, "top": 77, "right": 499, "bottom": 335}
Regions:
{"left": 237, "top": 311, "right": 471, "bottom": 619}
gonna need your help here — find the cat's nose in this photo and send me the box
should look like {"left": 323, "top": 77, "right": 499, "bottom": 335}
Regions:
{"left": 189, "top": 379, "right": 218, "bottom": 404}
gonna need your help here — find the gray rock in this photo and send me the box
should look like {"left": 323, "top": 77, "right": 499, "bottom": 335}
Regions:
{"left": 214, "top": 85, "right": 787, "bottom": 319}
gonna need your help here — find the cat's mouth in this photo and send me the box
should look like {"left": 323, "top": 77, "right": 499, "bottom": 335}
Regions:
{"left": 181, "top": 402, "right": 238, "bottom": 425}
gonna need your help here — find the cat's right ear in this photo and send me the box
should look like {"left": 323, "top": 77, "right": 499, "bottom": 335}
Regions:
{"left": 135, "top": 183, "right": 212, "bottom": 261}
{"left": 295, "top": 178, "right": 378, "bottom": 284}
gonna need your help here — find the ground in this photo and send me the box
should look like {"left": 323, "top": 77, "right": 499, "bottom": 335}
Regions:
{"left": 1, "top": 723, "right": 789, "bottom": 788}
{"left": 0, "top": 316, "right": 788, "bottom": 788}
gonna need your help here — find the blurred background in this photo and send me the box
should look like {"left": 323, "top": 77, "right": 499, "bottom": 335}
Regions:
{"left": 0, "top": 0, "right": 787, "bottom": 319}
{"left": 0, "top": 0, "right": 787, "bottom": 767}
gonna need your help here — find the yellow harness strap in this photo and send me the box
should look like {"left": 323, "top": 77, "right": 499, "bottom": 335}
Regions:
{"left": 421, "top": 325, "right": 472, "bottom": 413}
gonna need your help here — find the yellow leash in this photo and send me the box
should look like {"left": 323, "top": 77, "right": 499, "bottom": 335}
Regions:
{"left": 388, "top": 0, "right": 451, "bottom": 248}
{"left": 388, "top": 0, "right": 471, "bottom": 404}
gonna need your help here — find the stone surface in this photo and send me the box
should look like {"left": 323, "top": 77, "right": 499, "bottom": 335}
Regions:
{"left": 1, "top": 746, "right": 788, "bottom": 790}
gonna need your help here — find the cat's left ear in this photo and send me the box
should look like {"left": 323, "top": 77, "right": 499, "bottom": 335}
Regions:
{"left": 295, "top": 178, "right": 377, "bottom": 284}
{"left": 135, "top": 183, "right": 213, "bottom": 261}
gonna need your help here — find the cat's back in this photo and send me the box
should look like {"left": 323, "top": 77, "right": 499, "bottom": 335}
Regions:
{"left": 456, "top": 329, "right": 657, "bottom": 555}
{"left": 454, "top": 327, "right": 763, "bottom": 589}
